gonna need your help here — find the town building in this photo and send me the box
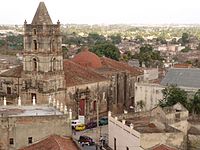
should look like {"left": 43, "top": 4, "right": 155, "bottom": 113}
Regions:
{"left": 135, "top": 68, "right": 200, "bottom": 111}
{"left": 0, "top": 105, "right": 71, "bottom": 150}
{"left": 108, "top": 110, "right": 186, "bottom": 150}
{"left": 19, "top": 135, "right": 79, "bottom": 150}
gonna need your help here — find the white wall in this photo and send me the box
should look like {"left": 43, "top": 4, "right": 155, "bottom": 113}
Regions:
{"left": 108, "top": 115, "right": 142, "bottom": 150}
{"left": 135, "top": 83, "right": 164, "bottom": 111}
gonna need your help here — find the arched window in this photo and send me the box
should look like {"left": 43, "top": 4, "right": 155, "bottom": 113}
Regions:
{"left": 52, "top": 39, "right": 55, "bottom": 52}
{"left": 33, "top": 28, "right": 37, "bottom": 35}
{"left": 33, "top": 40, "right": 37, "bottom": 50}
{"left": 33, "top": 58, "right": 37, "bottom": 71}
{"left": 52, "top": 58, "right": 56, "bottom": 71}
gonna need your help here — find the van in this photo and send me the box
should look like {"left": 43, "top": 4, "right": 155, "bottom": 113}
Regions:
{"left": 71, "top": 120, "right": 81, "bottom": 129}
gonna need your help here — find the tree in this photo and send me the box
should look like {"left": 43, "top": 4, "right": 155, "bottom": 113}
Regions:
{"left": 181, "top": 47, "right": 191, "bottom": 53}
{"left": 136, "top": 100, "right": 145, "bottom": 111}
{"left": 178, "top": 33, "right": 189, "bottom": 46}
{"left": 159, "top": 85, "right": 188, "bottom": 108}
{"left": 90, "top": 42, "right": 120, "bottom": 60}
{"left": 136, "top": 44, "right": 163, "bottom": 67}
{"left": 190, "top": 89, "right": 200, "bottom": 115}
{"left": 87, "top": 33, "right": 106, "bottom": 44}
{"left": 109, "top": 34, "right": 121, "bottom": 44}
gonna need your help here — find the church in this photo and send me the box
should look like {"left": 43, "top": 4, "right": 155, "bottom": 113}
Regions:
{"left": 0, "top": 2, "right": 143, "bottom": 120}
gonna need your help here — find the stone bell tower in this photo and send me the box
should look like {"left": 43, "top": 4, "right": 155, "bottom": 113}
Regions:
{"left": 21, "top": 2, "right": 66, "bottom": 104}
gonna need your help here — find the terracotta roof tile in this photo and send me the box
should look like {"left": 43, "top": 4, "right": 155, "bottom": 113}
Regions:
{"left": 151, "top": 144, "right": 177, "bottom": 150}
{"left": 0, "top": 65, "right": 23, "bottom": 78}
{"left": 19, "top": 135, "right": 79, "bottom": 150}
{"left": 64, "top": 60, "right": 108, "bottom": 87}
{"left": 71, "top": 49, "right": 102, "bottom": 69}
{"left": 100, "top": 57, "right": 143, "bottom": 76}
{"left": 173, "top": 63, "right": 192, "bottom": 68}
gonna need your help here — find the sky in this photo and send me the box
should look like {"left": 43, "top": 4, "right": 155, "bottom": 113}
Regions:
{"left": 1, "top": 0, "right": 200, "bottom": 25}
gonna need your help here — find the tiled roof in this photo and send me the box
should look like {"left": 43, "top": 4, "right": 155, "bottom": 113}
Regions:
{"left": 71, "top": 48, "right": 103, "bottom": 69}
{"left": 19, "top": 135, "right": 78, "bottom": 150}
{"left": 64, "top": 60, "right": 108, "bottom": 87}
{"left": 188, "top": 126, "right": 200, "bottom": 135}
{"left": 161, "top": 68, "right": 200, "bottom": 88}
{"left": 150, "top": 144, "right": 177, "bottom": 150}
{"left": 173, "top": 63, "right": 192, "bottom": 68}
{"left": 32, "top": 2, "right": 53, "bottom": 25}
{"left": 0, "top": 65, "right": 23, "bottom": 78}
{"left": 100, "top": 57, "right": 143, "bottom": 76}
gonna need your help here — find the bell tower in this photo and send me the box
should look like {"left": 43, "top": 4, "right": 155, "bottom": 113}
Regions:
{"left": 21, "top": 2, "right": 65, "bottom": 104}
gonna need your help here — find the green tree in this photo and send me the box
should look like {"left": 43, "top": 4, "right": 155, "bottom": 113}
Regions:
{"left": 87, "top": 33, "right": 106, "bottom": 44}
{"left": 90, "top": 42, "right": 120, "bottom": 60}
{"left": 181, "top": 47, "right": 191, "bottom": 53}
{"left": 159, "top": 85, "right": 188, "bottom": 108}
{"left": 136, "top": 44, "right": 163, "bottom": 67}
{"left": 190, "top": 90, "right": 200, "bottom": 115}
{"left": 109, "top": 34, "right": 121, "bottom": 44}
{"left": 0, "top": 39, "right": 5, "bottom": 47}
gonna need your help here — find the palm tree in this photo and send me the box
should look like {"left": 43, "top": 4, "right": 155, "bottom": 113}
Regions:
{"left": 136, "top": 100, "right": 145, "bottom": 112}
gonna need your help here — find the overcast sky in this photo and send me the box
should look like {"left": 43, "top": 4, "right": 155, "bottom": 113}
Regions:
{"left": 1, "top": 0, "right": 200, "bottom": 25}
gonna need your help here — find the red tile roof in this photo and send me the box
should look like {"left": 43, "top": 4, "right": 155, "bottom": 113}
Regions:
{"left": 173, "top": 63, "right": 192, "bottom": 68}
{"left": 19, "top": 135, "right": 79, "bottom": 150}
{"left": 71, "top": 48, "right": 103, "bottom": 69}
{"left": 100, "top": 57, "right": 143, "bottom": 76}
{"left": 151, "top": 144, "right": 177, "bottom": 150}
{"left": 64, "top": 60, "right": 108, "bottom": 87}
{"left": 0, "top": 65, "right": 23, "bottom": 78}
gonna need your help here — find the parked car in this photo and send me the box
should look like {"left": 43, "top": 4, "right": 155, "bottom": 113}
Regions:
{"left": 99, "top": 117, "right": 108, "bottom": 126}
{"left": 86, "top": 121, "right": 97, "bottom": 129}
{"left": 75, "top": 124, "right": 86, "bottom": 131}
{"left": 78, "top": 135, "right": 95, "bottom": 146}
{"left": 71, "top": 120, "right": 81, "bottom": 129}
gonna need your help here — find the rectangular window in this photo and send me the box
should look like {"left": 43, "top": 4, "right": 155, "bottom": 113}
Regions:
{"left": 9, "top": 138, "right": 14, "bottom": 145}
{"left": 114, "top": 138, "right": 116, "bottom": 150}
{"left": 28, "top": 137, "right": 32, "bottom": 144}
{"left": 7, "top": 87, "right": 11, "bottom": 94}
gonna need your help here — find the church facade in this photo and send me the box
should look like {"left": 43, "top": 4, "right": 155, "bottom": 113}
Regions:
{"left": 0, "top": 2, "right": 143, "bottom": 121}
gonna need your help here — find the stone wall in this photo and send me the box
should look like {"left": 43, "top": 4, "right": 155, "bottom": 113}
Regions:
{"left": 0, "top": 114, "right": 71, "bottom": 150}
{"left": 140, "top": 132, "right": 186, "bottom": 149}
{"left": 135, "top": 83, "right": 164, "bottom": 111}
{"left": 108, "top": 114, "right": 141, "bottom": 150}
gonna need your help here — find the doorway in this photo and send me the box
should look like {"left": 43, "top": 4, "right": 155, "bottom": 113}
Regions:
{"left": 31, "top": 93, "right": 37, "bottom": 104}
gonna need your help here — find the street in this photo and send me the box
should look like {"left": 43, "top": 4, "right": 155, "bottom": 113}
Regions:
{"left": 73, "top": 125, "right": 108, "bottom": 150}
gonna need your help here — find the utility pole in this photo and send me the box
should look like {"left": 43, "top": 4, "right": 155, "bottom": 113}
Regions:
{"left": 96, "top": 83, "right": 100, "bottom": 149}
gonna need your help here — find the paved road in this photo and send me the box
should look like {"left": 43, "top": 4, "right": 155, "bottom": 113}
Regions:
{"left": 73, "top": 125, "right": 108, "bottom": 150}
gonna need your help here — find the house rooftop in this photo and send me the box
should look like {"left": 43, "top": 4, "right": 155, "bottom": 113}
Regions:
{"left": 115, "top": 113, "right": 180, "bottom": 133}
{"left": 64, "top": 60, "right": 108, "bottom": 87}
{"left": 19, "top": 135, "right": 79, "bottom": 150}
{"left": 161, "top": 68, "right": 200, "bottom": 88}
{"left": 122, "top": 115, "right": 179, "bottom": 133}
{"left": 0, "top": 105, "right": 63, "bottom": 117}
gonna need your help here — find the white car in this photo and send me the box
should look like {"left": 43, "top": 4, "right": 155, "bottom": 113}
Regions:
{"left": 71, "top": 120, "right": 81, "bottom": 129}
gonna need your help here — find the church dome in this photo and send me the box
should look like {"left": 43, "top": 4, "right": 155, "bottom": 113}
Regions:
{"left": 72, "top": 48, "right": 102, "bottom": 69}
